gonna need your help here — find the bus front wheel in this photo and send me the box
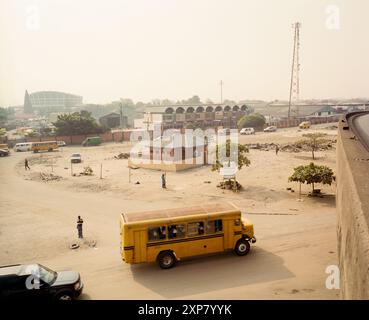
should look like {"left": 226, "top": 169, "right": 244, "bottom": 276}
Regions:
{"left": 235, "top": 239, "right": 250, "bottom": 256}
{"left": 158, "top": 251, "right": 176, "bottom": 269}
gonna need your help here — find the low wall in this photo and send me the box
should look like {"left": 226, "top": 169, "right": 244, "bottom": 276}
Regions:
{"left": 336, "top": 115, "right": 369, "bottom": 299}
{"left": 20, "top": 130, "right": 148, "bottom": 145}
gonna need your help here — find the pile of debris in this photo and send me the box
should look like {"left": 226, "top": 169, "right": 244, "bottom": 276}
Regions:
{"left": 217, "top": 179, "right": 242, "bottom": 191}
{"left": 39, "top": 172, "right": 62, "bottom": 181}
{"left": 80, "top": 166, "right": 93, "bottom": 176}
{"left": 245, "top": 141, "right": 335, "bottom": 153}
{"left": 246, "top": 143, "right": 279, "bottom": 151}
{"left": 114, "top": 152, "right": 130, "bottom": 159}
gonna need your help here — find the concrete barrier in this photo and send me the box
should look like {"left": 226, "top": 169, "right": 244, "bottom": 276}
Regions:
{"left": 337, "top": 114, "right": 369, "bottom": 299}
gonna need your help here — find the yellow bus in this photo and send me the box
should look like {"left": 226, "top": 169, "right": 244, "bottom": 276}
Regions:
{"left": 31, "top": 141, "right": 58, "bottom": 153}
{"left": 120, "top": 203, "right": 256, "bottom": 269}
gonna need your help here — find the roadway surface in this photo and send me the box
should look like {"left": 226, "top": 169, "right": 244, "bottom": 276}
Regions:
{"left": 348, "top": 111, "right": 369, "bottom": 152}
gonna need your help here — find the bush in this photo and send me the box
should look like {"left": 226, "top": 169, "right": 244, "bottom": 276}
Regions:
{"left": 237, "top": 113, "right": 266, "bottom": 130}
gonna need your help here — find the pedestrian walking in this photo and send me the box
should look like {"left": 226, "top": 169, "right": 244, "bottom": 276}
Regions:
{"left": 275, "top": 145, "right": 279, "bottom": 155}
{"left": 161, "top": 173, "right": 166, "bottom": 189}
{"left": 24, "top": 158, "right": 30, "bottom": 170}
{"left": 77, "top": 216, "right": 84, "bottom": 239}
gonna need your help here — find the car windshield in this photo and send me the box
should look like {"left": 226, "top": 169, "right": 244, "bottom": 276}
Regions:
{"left": 71, "top": 154, "right": 80, "bottom": 157}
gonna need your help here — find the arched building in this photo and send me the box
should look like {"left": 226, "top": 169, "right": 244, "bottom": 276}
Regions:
{"left": 134, "top": 104, "right": 251, "bottom": 130}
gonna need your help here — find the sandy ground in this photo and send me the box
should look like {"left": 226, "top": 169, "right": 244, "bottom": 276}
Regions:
{"left": 0, "top": 124, "right": 340, "bottom": 299}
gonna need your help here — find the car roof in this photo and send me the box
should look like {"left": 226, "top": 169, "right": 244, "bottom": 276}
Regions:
{"left": 0, "top": 264, "right": 22, "bottom": 276}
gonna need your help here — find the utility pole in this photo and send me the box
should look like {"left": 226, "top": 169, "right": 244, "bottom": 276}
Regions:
{"left": 288, "top": 22, "right": 301, "bottom": 120}
{"left": 219, "top": 80, "right": 224, "bottom": 104}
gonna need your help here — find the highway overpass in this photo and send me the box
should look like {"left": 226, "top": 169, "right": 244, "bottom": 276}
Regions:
{"left": 337, "top": 111, "right": 369, "bottom": 299}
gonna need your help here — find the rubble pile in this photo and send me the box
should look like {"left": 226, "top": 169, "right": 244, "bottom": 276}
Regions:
{"left": 114, "top": 152, "right": 130, "bottom": 159}
{"left": 245, "top": 140, "right": 335, "bottom": 153}
{"left": 217, "top": 179, "right": 242, "bottom": 191}
{"left": 39, "top": 172, "right": 62, "bottom": 181}
{"left": 80, "top": 166, "right": 94, "bottom": 176}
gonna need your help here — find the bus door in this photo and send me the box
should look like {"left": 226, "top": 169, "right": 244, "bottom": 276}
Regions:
{"left": 133, "top": 230, "right": 147, "bottom": 263}
{"left": 205, "top": 219, "right": 224, "bottom": 254}
{"left": 223, "top": 219, "right": 236, "bottom": 250}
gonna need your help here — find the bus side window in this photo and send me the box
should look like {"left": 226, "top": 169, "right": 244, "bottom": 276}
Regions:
{"left": 187, "top": 222, "right": 204, "bottom": 236}
{"left": 148, "top": 226, "right": 166, "bottom": 241}
{"left": 168, "top": 224, "right": 186, "bottom": 239}
{"left": 206, "top": 219, "right": 223, "bottom": 234}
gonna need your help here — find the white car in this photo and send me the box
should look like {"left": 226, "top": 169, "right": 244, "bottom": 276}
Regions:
{"left": 70, "top": 153, "right": 82, "bottom": 163}
{"left": 263, "top": 126, "right": 277, "bottom": 132}
{"left": 57, "top": 140, "right": 66, "bottom": 147}
{"left": 14, "top": 142, "right": 32, "bottom": 152}
{"left": 240, "top": 127, "right": 255, "bottom": 135}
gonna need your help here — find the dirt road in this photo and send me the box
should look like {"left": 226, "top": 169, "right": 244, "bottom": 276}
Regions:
{"left": 0, "top": 125, "right": 339, "bottom": 299}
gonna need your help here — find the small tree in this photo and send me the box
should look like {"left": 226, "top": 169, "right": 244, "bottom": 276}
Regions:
{"left": 289, "top": 162, "right": 335, "bottom": 195}
{"left": 237, "top": 113, "right": 265, "bottom": 130}
{"left": 296, "top": 133, "right": 330, "bottom": 160}
{"left": 212, "top": 140, "right": 250, "bottom": 190}
{"left": 212, "top": 140, "right": 250, "bottom": 172}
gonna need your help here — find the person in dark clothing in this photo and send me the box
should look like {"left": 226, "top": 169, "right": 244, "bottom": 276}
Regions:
{"left": 77, "top": 216, "right": 84, "bottom": 239}
{"left": 275, "top": 145, "right": 279, "bottom": 155}
{"left": 161, "top": 173, "right": 166, "bottom": 189}
{"left": 24, "top": 158, "right": 30, "bottom": 170}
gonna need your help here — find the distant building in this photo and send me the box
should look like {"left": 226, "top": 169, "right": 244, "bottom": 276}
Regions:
{"left": 134, "top": 104, "right": 251, "bottom": 130}
{"left": 24, "top": 90, "right": 83, "bottom": 112}
{"left": 99, "top": 112, "right": 127, "bottom": 129}
{"left": 309, "top": 106, "right": 337, "bottom": 117}
{"left": 23, "top": 90, "right": 33, "bottom": 114}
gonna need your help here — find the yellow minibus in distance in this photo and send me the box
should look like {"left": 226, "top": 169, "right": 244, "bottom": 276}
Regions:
{"left": 31, "top": 141, "right": 58, "bottom": 153}
{"left": 120, "top": 203, "right": 256, "bottom": 269}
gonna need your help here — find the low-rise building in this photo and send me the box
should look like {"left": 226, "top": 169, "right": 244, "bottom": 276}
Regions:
{"left": 134, "top": 104, "right": 251, "bottom": 130}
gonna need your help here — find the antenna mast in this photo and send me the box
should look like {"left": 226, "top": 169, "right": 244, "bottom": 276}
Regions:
{"left": 288, "top": 22, "right": 301, "bottom": 119}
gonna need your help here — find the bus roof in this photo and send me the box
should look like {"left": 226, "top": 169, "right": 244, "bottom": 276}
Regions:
{"left": 122, "top": 203, "right": 239, "bottom": 223}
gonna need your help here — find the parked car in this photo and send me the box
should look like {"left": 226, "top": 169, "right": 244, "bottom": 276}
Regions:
{"left": 13, "top": 142, "right": 32, "bottom": 152}
{"left": 299, "top": 121, "right": 311, "bottom": 129}
{"left": 240, "top": 127, "right": 255, "bottom": 135}
{"left": 0, "top": 263, "right": 83, "bottom": 300}
{"left": 70, "top": 153, "right": 82, "bottom": 163}
{"left": 82, "top": 136, "right": 101, "bottom": 147}
{"left": 0, "top": 149, "right": 9, "bottom": 157}
{"left": 57, "top": 141, "right": 67, "bottom": 147}
{"left": 263, "top": 126, "right": 277, "bottom": 132}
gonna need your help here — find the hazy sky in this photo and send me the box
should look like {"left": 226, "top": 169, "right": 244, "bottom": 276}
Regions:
{"left": 0, "top": 0, "right": 368, "bottom": 106}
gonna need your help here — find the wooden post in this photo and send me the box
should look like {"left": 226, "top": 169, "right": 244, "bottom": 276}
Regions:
{"left": 71, "top": 162, "right": 73, "bottom": 176}
{"left": 100, "top": 163, "right": 103, "bottom": 179}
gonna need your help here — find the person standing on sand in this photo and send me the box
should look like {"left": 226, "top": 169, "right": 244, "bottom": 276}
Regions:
{"left": 77, "top": 216, "right": 84, "bottom": 239}
{"left": 161, "top": 173, "right": 166, "bottom": 189}
{"left": 24, "top": 158, "right": 30, "bottom": 170}
{"left": 275, "top": 145, "right": 279, "bottom": 155}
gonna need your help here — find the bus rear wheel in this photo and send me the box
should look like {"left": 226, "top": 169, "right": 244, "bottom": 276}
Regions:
{"left": 158, "top": 251, "right": 176, "bottom": 269}
{"left": 235, "top": 239, "right": 250, "bottom": 256}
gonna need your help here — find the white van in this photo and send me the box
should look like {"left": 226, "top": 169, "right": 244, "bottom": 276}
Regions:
{"left": 14, "top": 142, "right": 32, "bottom": 152}
{"left": 240, "top": 127, "right": 255, "bottom": 135}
